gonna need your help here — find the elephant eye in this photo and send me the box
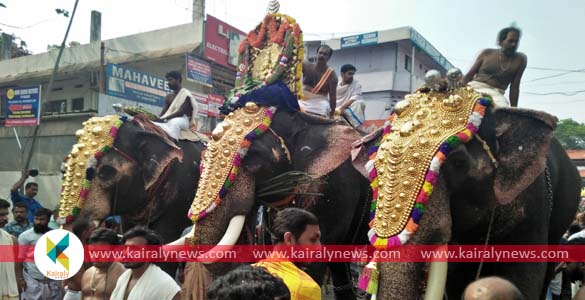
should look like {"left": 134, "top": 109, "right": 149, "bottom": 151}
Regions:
{"left": 97, "top": 165, "right": 118, "bottom": 180}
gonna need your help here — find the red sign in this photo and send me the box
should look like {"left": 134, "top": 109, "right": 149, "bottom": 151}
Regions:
{"left": 204, "top": 15, "right": 245, "bottom": 68}
{"left": 207, "top": 94, "right": 224, "bottom": 117}
{"left": 192, "top": 92, "right": 208, "bottom": 117}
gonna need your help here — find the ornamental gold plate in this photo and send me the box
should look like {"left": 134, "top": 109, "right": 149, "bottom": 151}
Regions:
{"left": 189, "top": 103, "right": 268, "bottom": 218}
{"left": 373, "top": 88, "right": 481, "bottom": 238}
{"left": 59, "top": 115, "right": 121, "bottom": 219}
{"left": 250, "top": 42, "right": 283, "bottom": 81}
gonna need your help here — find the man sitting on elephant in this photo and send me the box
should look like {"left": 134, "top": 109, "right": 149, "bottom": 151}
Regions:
{"left": 254, "top": 208, "right": 322, "bottom": 300}
{"left": 154, "top": 71, "right": 198, "bottom": 140}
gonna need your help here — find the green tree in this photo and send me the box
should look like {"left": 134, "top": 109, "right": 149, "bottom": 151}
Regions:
{"left": 555, "top": 119, "right": 585, "bottom": 149}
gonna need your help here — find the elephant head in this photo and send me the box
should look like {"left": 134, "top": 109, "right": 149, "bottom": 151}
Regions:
{"left": 353, "top": 88, "right": 579, "bottom": 299}
{"left": 183, "top": 104, "right": 363, "bottom": 272}
{"left": 59, "top": 115, "right": 202, "bottom": 243}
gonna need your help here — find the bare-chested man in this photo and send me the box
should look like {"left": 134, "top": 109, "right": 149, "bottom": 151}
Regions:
{"left": 463, "top": 27, "right": 527, "bottom": 107}
{"left": 299, "top": 45, "right": 338, "bottom": 119}
{"left": 81, "top": 228, "right": 125, "bottom": 300}
{"left": 63, "top": 218, "right": 96, "bottom": 300}
{"left": 154, "top": 71, "right": 198, "bottom": 140}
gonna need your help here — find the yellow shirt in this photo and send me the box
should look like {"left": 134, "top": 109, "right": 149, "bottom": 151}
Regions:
{"left": 254, "top": 260, "right": 321, "bottom": 300}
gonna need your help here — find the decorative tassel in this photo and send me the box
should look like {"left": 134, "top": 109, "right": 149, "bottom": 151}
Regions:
{"left": 358, "top": 261, "right": 379, "bottom": 294}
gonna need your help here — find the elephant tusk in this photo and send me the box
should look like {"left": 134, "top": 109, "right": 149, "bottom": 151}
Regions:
{"left": 166, "top": 224, "right": 196, "bottom": 246}
{"left": 424, "top": 261, "right": 448, "bottom": 300}
{"left": 202, "top": 215, "right": 246, "bottom": 264}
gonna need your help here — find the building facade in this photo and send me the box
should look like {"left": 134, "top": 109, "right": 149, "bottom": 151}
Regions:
{"left": 305, "top": 27, "right": 453, "bottom": 132}
{"left": 0, "top": 15, "right": 244, "bottom": 209}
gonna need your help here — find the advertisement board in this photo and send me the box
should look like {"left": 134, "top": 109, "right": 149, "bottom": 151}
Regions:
{"left": 192, "top": 92, "right": 209, "bottom": 117}
{"left": 4, "top": 85, "right": 41, "bottom": 126}
{"left": 106, "top": 63, "right": 171, "bottom": 107}
{"left": 207, "top": 94, "right": 224, "bottom": 118}
{"left": 205, "top": 15, "right": 246, "bottom": 68}
{"left": 185, "top": 54, "right": 213, "bottom": 86}
{"left": 341, "top": 32, "right": 378, "bottom": 49}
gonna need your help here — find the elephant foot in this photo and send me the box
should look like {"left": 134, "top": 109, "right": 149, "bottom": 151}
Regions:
{"left": 333, "top": 283, "right": 358, "bottom": 300}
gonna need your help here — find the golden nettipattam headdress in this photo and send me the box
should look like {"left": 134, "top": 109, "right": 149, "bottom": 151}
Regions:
{"left": 227, "top": 0, "right": 303, "bottom": 102}
{"left": 188, "top": 1, "right": 303, "bottom": 222}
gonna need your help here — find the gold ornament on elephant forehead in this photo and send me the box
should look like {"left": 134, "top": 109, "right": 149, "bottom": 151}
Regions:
{"left": 190, "top": 103, "right": 268, "bottom": 221}
{"left": 59, "top": 115, "right": 121, "bottom": 222}
{"left": 373, "top": 88, "right": 482, "bottom": 238}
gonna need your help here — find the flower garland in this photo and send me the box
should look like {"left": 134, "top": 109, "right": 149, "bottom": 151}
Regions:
{"left": 365, "top": 97, "right": 492, "bottom": 247}
{"left": 232, "top": 13, "right": 303, "bottom": 102}
{"left": 58, "top": 116, "right": 128, "bottom": 224}
{"left": 188, "top": 107, "right": 277, "bottom": 222}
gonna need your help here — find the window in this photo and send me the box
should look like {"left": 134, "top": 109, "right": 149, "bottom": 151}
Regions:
{"left": 405, "top": 55, "right": 412, "bottom": 72}
{"left": 43, "top": 100, "right": 67, "bottom": 114}
{"left": 71, "top": 97, "right": 84, "bottom": 111}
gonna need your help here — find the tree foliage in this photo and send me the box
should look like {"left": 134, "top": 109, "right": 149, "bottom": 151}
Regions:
{"left": 0, "top": 31, "right": 32, "bottom": 58}
{"left": 555, "top": 119, "right": 585, "bottom": 149}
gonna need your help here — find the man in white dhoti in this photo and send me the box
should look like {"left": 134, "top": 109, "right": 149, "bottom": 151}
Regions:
{"left": 299, "top": 45, "right": 338, "bottom": 118}
{"left": 110, "top": 226, "right": 181, "bottom": 300}
{"left": 335, "top": 64, "right": 365, "bottom": 128}
{"left": 17, "top": 208, "right": 64, "bottom": 300}
{"left": 463, "top": 26, "right": 527, "bottom": 107}
{"left": 0, "top": 199, "right": 19, "bottom": 300}
{"left": 154, "top": 71, "right": 198, "bottom": 140}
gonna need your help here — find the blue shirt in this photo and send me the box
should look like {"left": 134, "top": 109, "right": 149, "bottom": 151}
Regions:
{"left": 10, "top": 191, "right": 43, "bottom": 223}
{"left": 4, "top": 220, "right": 32, "bottom": 237}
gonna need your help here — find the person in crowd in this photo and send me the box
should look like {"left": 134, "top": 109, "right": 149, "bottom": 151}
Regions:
{"left": 10, "top": 169, "right": 43, "bottom": 223}
{"left": 0, "top": 198, "right": 20, "bottom": 299}
{"left": 5, "top": 202, "right": 32, "bottom": 238}
{"left": 110, "top": 226, "right": 181, "bottom": 300}
{"left": 81, "top": 228, "right": 126, "bottom": 300}
{"left": 207, "top": 264, "right": 290, "bottom": 300}
{"left": 63, "top": 218, "right": 96, "bottom": 300}
{"left": 254, "top": 208, "right": 322, "bottom": 300}
{"left": 17, "top": 208, "right": 64, "bottom": 300}
{"left": 463, "top": 276, "right": 525, "bottom": 300}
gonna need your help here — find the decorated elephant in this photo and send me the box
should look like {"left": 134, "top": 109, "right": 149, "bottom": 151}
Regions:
{"left": 351, "top": 87, "right": 581, "bottom": 299}
{"left": 58, "top": 115, "right": 205, "bottom": 262}
{"left": 179, "top": 101, "right": 370, "bottom": 299}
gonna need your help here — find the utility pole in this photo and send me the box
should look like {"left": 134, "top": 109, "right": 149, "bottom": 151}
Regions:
{"left": 193, "top": 0, "right": 205, "bottom": 57}
{"left": 23, "top": 0, "right": 80, "bottom": 170}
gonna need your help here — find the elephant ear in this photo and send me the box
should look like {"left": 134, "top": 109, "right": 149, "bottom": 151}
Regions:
{"left": 493, "top": 107, "right": 557, "bottom": 205}
{"left": 305, "top": 123, "right": 362, "bottom": 177}
{"left": 135, "top": 131, "right": 183, "bottom": 192}
{"left": 350, "top": 127, "right": 383, "bottom": 178}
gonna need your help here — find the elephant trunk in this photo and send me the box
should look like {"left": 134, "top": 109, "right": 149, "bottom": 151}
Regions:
{"left": 378, "top": 178, "right": 452, "bottom": 299}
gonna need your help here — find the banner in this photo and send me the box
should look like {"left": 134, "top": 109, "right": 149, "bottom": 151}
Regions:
{"left": 4, "top": 85, "right": 41, "bottom": 126}
{"left": 3, "top": 245, "right": 585, "bottom": 263}
{"left": 192, "top": 92, "right": 208, "bottom": 117}
{"left": 185, "top": 54, "right": 212, "bottom": 86}
{"left": 106, "top": 63, "right": 171, "bottom": 107}
{"left": 204, "top": 15, "right": 246, "bottom": 68}
{"left": 341, "top": 32, "right": 378, "bottom": 49}
{"left": 207, "top": 94, "right": 224, "bottom": 117}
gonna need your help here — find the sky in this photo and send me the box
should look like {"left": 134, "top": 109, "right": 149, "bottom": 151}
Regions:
{"left": 1, "top": 0, "right": 584, "bottom": 122}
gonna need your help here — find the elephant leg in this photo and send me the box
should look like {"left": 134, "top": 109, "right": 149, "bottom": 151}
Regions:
{"left": 329, "top": 262, "right": 357, "bottom": 300}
